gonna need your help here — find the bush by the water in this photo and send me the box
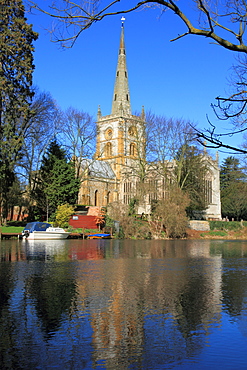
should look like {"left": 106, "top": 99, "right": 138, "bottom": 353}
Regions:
{"left": 209, "top": 221, "right": 247, "bottom": 231}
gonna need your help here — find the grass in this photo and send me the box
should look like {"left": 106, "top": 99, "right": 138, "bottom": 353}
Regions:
{"left": 0, "top": 226, "right": 100, "bottom": 234}
{"left": 209, "top": 220, "right": 247, "bottom": 231}
{"left": 200, "top": 230, "right": 228, "bottom": 237}
{"left": 1, "top": 226, "right": 24, "bottom": 233}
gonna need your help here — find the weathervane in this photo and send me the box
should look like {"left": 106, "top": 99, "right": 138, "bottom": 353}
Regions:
{"left": 121, "top": 16, "right": 126, "bottom": 27}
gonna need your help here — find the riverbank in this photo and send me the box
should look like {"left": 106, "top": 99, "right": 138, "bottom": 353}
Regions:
{"left": 2, "top": 221, "right": 247, "bottom": 240}
{"left": 187, "top": 226, "right": 247, "bottom": 240}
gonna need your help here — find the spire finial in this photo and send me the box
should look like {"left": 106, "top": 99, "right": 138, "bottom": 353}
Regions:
{"left": 121, "top": 16, "right": 125, "bottom": 27}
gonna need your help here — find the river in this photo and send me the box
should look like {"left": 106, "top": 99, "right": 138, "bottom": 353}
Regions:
{"left": 0, "top": 238, "right": 247, "bottom": 369}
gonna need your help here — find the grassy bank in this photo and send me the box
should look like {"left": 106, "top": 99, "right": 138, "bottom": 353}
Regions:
{"left": 188, "top": 221, "right": 247, "bottom": 239}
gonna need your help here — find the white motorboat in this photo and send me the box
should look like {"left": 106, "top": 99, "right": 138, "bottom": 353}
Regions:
{"left": 22, "top": 222, "right": 70, "bottom": 240}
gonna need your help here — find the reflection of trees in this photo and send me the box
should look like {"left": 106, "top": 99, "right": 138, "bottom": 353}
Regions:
{"left": 210, "top": 241, "right": 247, "bottom": 317}
{"left": 175, "top": 273, "right": 215, "bottom": 357}
{"left": 222, "top": 270, "right": 246, "bottom": 317}
{"left": 0, "top": 262, "right": 14, "bottom": 310}
{"left": 79, "top": 240, "right": 222, "bottom": 368}
{"left": 27, "top": 263, "right": 77, "bottom": 338}
{"left": 1, "top": 239, "right": 247, "bottom": 368}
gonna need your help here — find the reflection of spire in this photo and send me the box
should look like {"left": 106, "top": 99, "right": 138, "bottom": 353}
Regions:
{"left": 111, "top": 18, "right": 131, "bottom": 116}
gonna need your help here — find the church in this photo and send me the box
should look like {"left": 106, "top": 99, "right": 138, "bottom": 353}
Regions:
{"left": 77, "top": 20, "right": 221, "bottom": 220}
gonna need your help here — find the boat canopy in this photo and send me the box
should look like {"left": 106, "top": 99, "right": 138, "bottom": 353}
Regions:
{"left": 23, "top": 222, "right": 52, "bottom": 232}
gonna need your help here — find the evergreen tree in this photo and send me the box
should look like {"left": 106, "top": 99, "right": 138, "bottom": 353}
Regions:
{"left": 220, "top": 156, "right": 247, "bottom": 219}
{"left": 0, "top": 0, "right": 38, "bottom": 223}
{"left": 220, "top": 157, "right": 245, "bottom": 190}
{"left": 33, "top": 140, "right": 80, "bottom": 220}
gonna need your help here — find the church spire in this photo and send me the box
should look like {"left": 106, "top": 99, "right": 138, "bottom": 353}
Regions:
{"left": 111, "top": 17, "right": 131, "bottom": 116}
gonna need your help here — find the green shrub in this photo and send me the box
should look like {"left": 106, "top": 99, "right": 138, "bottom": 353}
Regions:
{"left": 55, "top": 204, "right": 74, "bottom": 228}
{"left": 209, "top": 221, "right": 246, "bottom": 231}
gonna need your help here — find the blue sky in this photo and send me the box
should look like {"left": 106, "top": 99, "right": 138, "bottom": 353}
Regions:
{"left": 26, "top": 2, "right": 240, "bottom": 163}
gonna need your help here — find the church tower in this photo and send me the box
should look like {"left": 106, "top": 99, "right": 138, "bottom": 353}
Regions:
{"left": 95, "top": 18, "right": 146, "bottom": 180}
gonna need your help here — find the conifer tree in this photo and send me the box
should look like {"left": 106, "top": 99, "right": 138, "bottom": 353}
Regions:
{"left": 0, "top": 0, "right": 38, "bottom": 223}
{"left": 33, "top": 140, "right": 80, "bottom": 220}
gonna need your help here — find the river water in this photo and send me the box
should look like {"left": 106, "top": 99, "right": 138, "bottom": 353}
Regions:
{"left": 0, "top": 238, "right": 247, "bottom": 369}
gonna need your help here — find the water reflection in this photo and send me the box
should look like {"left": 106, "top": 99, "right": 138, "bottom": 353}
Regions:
{"left": 0, "top": 239, "right": 247, "bottom": 369}
{"left": 23, "top": 239, "right": 69, "bottom": 261}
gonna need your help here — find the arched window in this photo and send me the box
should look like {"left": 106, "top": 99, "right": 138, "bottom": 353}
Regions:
{"left": 107, "top": 191, "right": 111, "bottom": 204}
{"left": 130, "top": 143, "right": 136, "bottom": 156}
{"left": 94, "top": 190, "right": 98, "bottom": 206}
{"left": 105, "top": 142, "right": 112, "bottom": 157}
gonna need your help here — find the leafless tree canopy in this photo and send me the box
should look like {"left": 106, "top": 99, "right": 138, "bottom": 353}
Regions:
{"left": 27, "top": 0, "right": 247, "bottom": 153}
{"left": 28, "top": 0, "right": 247, "bottom": 50}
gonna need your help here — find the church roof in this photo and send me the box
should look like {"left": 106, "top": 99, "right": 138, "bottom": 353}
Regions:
{"left": 81, "top": 159, "right": 115, "bottom": 179}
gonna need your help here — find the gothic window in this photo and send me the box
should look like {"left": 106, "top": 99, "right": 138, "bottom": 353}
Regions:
{"left": 205, "top": 179, "right": 213, "bottom": 204}
{"left": 105, "top": 128, "right": 113, "bottom": 139}
{"left": 107, "top": 191, "right": 111, "bottom": 204}
{"left": 128, "top": 126, "right": 136, "bottom": 137}
{"left": 130, "top": 143, "right": 136, "bottom": 156}
{"left": 125, "top": 71, "right": 127, "bottom": 78}
{"left": 94, "top": 190, "right": 98, "bottom": 206}
{"left": 105, "top": 142, "right": 112, "bottom": 157}
{"left": 114, "top": 94, "right": 117, "bottom": 101}
{"left": 126, "top": 94, "right": 129, "bottom": 101}
{"left": 123, "top": 182, "right": 132, "bottom": 204}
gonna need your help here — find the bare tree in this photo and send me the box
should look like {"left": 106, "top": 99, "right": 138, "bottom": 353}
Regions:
{"left": 27, "top": 0, "right": 247, "bottom": 152}
{"left": 28, "top": 0, "right": 247, "bottom": 51}
{"left": 17, "top": 89, "right": 59, "bottom": 196}
{"left": 57, "top": 107, "right": 96, "bottom": 180}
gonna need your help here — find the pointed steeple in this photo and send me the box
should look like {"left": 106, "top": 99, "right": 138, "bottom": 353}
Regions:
{"left": 111, "top": 18, "right": 131, "bottom": 116}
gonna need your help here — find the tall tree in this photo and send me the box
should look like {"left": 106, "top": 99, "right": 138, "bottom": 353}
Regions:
{"left": 220, "top": 156, "right": 245, "bottom": 190}
{"left": 220, "top": 156, "right": 247, "bottom": 219}
{"left": 0, "top": 0, "right": 38, "bottom": 224}
{"left": 18, "top": 89, "right": 59, "bottom": 192}
{"left": 33, "top": 140, "right": 80, "bottom": 220}
{"left": 57, "top": 107, "right": 95, "bottom": 179}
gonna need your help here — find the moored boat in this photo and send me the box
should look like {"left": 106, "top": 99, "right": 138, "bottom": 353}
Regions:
{"left": 87, "top": 233, "right": 111, "bottom": 239}
{"left": 22, "top": 222, "right": 70, "bottom": 240}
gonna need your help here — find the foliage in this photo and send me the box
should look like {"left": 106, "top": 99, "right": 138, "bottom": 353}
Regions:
{"left": 0, "top": 0, "right": 38, "bottom": 223}
{"left": 209, "top": 221, "right": 247, "bottom": 231}
{"left": 221, "top": 182, "right": 247, "bottom": 220}
{"left": 220, "top": 157, "right": 246, "bottom": 190}
{"left": 150, "top": 186, "right": 190, "bottom": 238}
{"left": 95, "top": 208, "right": 106, "bottom": 229}
{"left": 1, "top": 176, "right": 27, "bottom": 222}
{"left": 220, "top": 157, "right": 247, "bottom": 220}
{"left": 106, "top": 201, "right": 150, "bottom": 238}
{"left": 32, "top": 140, "right": 80, "bottom": 219}
{"left": 55, "top": 203, "right": 74, "bottom": 228}
{"left": 104, "top": 214, "right": 115, "bottom": 228}
{"left": 119, "top": 218, "right": 150, "bottom": 239}
{"left": 128, "top": 197, "right": 139, "bottom": 216}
